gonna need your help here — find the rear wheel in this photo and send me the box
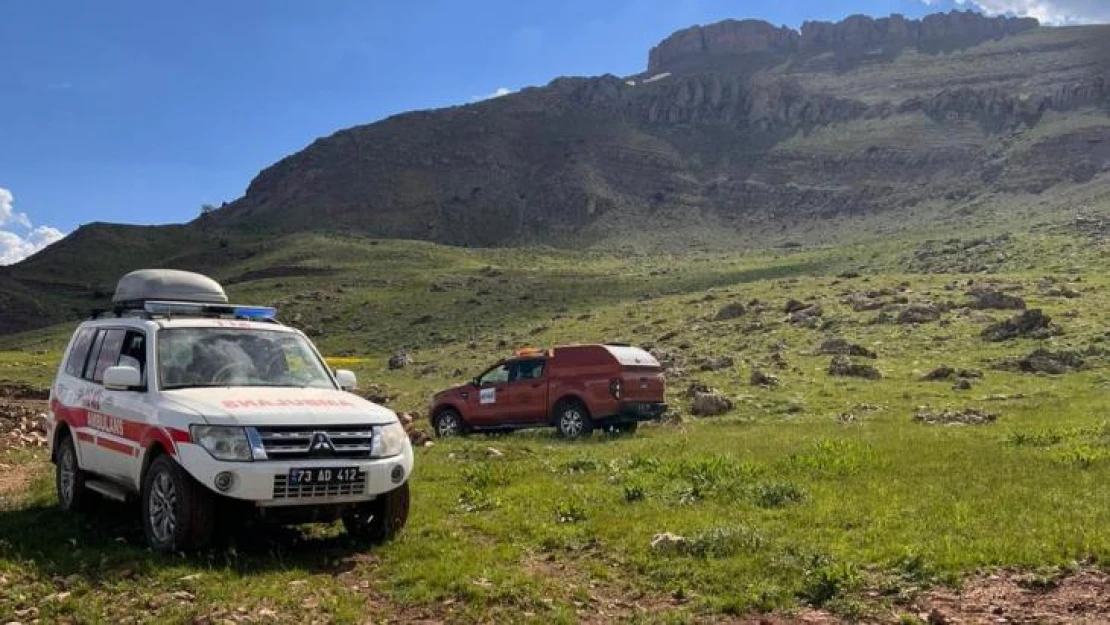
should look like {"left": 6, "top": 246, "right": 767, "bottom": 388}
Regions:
{"left": 434, "top": 409, "right": 468, "bottom": 438}
{"left": 55, "top": 433, "right": 88, "bottom": 512}
{"left": 343, "top": 482, "right": 410, "bottom": 543}
{"left": 555, "top": 399, "right": 594, "bottom": 439}
{"left": 141, "top": 455, "right": 215, "bottom": 553}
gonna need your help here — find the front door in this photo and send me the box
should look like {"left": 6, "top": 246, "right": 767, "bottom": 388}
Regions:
{"left": 468, "top": 362, "right": 512, "bottom": 426}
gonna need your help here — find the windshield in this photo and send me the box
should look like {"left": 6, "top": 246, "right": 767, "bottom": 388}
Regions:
{"left": 158, "top": 328, "right": 335, "bottom": 390}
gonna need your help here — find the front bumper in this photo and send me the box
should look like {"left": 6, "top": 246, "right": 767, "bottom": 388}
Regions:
{"left": 615, "top": 402, "right": 668, "bottom": 421}
{"left": 176, "top": 442, "right": 414, "bottom": 507}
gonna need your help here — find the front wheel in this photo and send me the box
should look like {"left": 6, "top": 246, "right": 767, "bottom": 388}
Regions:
{"left": 555, "top": 400, "right": 594, "bottom": 439}
{"left": 141, "top": 455, "right": 215, "bottom": 553}
{"left": 434, "top": 409, "right": 468, "bottom": 438}
{"left": 55, "top": 433, "right": 88, "bottom": 512}
{"left": 343, "top": 482, "right": 410, "bottom": 543}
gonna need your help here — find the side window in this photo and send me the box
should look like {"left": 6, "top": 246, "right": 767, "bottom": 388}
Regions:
{"left": 478, "top": 363, "right": 510, "bottom": 386}
{"left": 90, "top": 329, "right": 126, "bottom": 384}
{"left": 510, "top": 359, "right": 545, "bottom": 382}
{"left": 117, "top": 330, "right": 147, "bottom": 385}
{"left": 64, "top": 328, "right": 95, "bottom": 378}
{"left": 83, "top": 330, "right": 107, "bottom": 380}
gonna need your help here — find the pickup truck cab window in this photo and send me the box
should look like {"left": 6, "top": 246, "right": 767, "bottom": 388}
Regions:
{"left": 477, "top": 363, "right": 510, "bottom": 386}
{"left": 510, "top": 358, "right": 545, "bottom": 382}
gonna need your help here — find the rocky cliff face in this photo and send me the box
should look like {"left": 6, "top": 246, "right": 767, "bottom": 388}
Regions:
{"left": 648, "top": 10, "right": 1038, "bottom": 74}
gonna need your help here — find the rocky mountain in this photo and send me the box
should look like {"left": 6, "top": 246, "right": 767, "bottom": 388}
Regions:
{"left": 2, "top": 9, "right": 1110, "bottom": 334}
{"left": 199, "top": 10, "right": 1108, "bottom": 247}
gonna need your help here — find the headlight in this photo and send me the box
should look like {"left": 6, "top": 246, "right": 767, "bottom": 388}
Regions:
{"left": 190, "top": 425, "right": 253, "bottom": 462}
{"left": 372, "top": 422, "right": 408, "bottom": 458}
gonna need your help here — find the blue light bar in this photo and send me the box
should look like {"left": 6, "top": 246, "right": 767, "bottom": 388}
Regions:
{"left": 233, "top": 306, "right": 277, "bottom": 320}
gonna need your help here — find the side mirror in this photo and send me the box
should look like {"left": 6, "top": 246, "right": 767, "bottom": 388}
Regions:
{"left": 335, "top": 369, "right": 357, "bottom": 391}
{"left": 104, "top": 365, "right": 142, "bottom": 391}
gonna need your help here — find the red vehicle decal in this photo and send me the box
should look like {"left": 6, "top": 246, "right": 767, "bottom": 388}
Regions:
{"left": 52, "top": 398, "right": 181, "bottom": 456}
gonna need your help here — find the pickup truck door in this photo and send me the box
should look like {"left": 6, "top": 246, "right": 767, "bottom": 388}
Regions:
{"left": 505, "top": 358, "right": 548, "bottom": 423}
{"left": 468, "top": 362, "right": 512, "bottom": 427}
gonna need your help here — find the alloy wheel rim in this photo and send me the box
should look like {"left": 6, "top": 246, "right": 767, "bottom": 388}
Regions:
{"left": 562, "top": 410, "right": 583, "bottom": 437}
{"left": 438, "top": 414, "right": 459, "bottom": 437}
{"left": 59, "top": 446, "right": 76, "bottom": 504}
{"left": 149, "top": 472, "right": 178, "bottom": 544}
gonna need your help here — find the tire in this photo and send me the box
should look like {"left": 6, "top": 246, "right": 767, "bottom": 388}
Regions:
{"left": 343, "top": 482, "right": 410, "bottom": 543}
{"left": 55, "top": 433, "right": 88, "bottom": 512}
{"left": 555, "top": 399, "right": 594, "bottom": 439}
{"left": 607, "top": 422, "right": 638, "bottom": 436}
{"left": 434, "top": 408, "right": 468, "bottom": 438}
{"left": 141, "top": 455, "right": 215, "bottom": 553}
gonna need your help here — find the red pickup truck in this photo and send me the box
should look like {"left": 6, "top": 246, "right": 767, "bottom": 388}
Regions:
{"left": 429, "top": 344, "right": 667, "bottom": 439}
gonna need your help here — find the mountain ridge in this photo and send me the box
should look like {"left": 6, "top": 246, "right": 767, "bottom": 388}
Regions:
{"left": 2, "top": 10, "right": 1109, "bottom": 337}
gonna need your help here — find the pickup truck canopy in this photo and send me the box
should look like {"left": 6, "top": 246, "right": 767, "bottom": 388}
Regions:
{"left": 601, "top": 345, "right": 660, "bottom": 367}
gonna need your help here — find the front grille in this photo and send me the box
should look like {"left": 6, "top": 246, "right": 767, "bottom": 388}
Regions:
{"left": 253, "top": 425, "right": 374, "bottom": 460}
{"left": 271, "top": 474, "right": 367, "bottom": 499}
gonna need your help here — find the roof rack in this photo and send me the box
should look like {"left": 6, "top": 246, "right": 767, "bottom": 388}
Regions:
{"left": 91, "top": 300, "right": 278, "bottom": 323}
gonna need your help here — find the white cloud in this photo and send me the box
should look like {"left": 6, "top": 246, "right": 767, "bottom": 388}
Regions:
{"left": 932, "top": 0, "right": 1110, "bottom": 25}
{"left": 472, "top": 87, "right": 514, "bottom": 101}
{"left": 0, "top": 188, "right": 31, "bottom": 229}
{"left": 0, "top": 187, "right": 67, "bottom": 265}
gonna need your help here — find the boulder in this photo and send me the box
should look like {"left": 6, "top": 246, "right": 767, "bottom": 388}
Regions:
{"left": 828, "top": 355, "right": 881, "bottom": 380}
{"left": 388, "top": 352, "right": 412, "bottom": 370}
{"left": 981, "top": 309, "right": 1061, "bottom": 342}
{"left": 713, "top": 302, "right": 746, "bottom": 321}
{"left": 897, "top": 305, "right": 941, "bottom": 324}
{"left": 699, "top": 356, "right": 735, "bottom": 372}
{"left": 967, "top": 288, "right": 1026, "bottom": 311}
{"left": 690, "top": 390, "right": 732, "bottom": 416}
{"left": 818, "top": 337, "right": 876, "bottom": 359}
{"left": 750, "top": 369, "right": 780, "bottom": 388}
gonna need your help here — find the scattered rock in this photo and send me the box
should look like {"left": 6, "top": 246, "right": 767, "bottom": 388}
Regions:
{"left": 828, "top": 355, "right": 881, "bottom": 380}
{"left": 750, "top": 369, "right": 779, "bottom": 388}
{"left": 428, "top": 283, "right": 447, "bottom": 293}
{"left": 818, "top": 337, "right": 876, "bottom": 359}
{"left": 923, "top": 366, "right": 982, "bottom": 381}
{"left": 967, "top": 288, "right": 1026, "bottom": 310}
{"left": 486, "top": 447, "right": 504, "bottom": 458}
{"left": 387, "top": 352, "right": 412, "bottom": 370}
{"left": 788, "top": 304, "right": 824, "bottom": 327}
{"left": 784, "top": 299, "right": 809, "bottom": 313}
{"left": 999, "top": 348, "right": 1085, "bottom": 374}
{"left": 952, "top": 378, "right": 973, "bottom": 391}
{"left": 650, "top": 533, "right": 688, "bottom": 552}
{"left": 0, "top": 400, "right": 48, "bottom": 451}
{"left": 690, "top": 390, "right": 732, "bottom": 416}
{"left": 898, "top": 305, "right": 941, "bottom": 324}
{"left": 1045, "top": 286, "right": 1081, "bottom": 299}
{"left": 843, "top": 293, "right": 885, "bottom": 312}
{"left": 699, "top": 356, "right": 734, "bottom": 372}
{"left": 981, "top": 309, "right": 1062, "bottom": 342}
{"left": 713, "top": 302, "right": 746, "bottom": 321}
{"left": 913, "top": 407, "right": 997, "bottom": 425}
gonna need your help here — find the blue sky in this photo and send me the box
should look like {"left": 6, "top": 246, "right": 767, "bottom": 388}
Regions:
{"left": 1, "top": 0, "right": 1106, "bottom": 263}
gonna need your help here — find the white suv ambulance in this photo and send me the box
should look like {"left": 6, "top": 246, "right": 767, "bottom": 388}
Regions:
{"left": 47, "top": 269, "right": 413, "bottom": 552}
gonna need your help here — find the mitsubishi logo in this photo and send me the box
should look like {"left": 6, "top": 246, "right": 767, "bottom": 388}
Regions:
{"left": 310, "top": 432, "right": 335, "bottom": 454}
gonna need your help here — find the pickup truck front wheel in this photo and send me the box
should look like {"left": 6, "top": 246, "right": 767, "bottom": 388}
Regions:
{"left": 556, "top": 399, "right": 594, "bottom": 439}
{"left": 141, "top": 455, "right": 215, "bottom": 553}
{"left": 433, "top": 408, "right": 468, "bottom": 438}
{"left": 344, "top": 482, "right": 410, "bottom": 543}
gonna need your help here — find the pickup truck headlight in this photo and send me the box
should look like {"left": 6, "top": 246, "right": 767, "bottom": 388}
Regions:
{"left": 372, "top": 422, "right": 407, "bottom": 458}
{"left": 190, "top": 425, "right": 253, "bottom": 462}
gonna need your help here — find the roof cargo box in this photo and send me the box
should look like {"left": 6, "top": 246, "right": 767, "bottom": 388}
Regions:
{"left": 113, "top": 269, "right": 228, "bottom": 306}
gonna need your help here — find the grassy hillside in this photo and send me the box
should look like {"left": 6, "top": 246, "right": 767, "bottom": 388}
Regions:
{"left": 5, "top": 211, "right": 1110, "bottom": 621}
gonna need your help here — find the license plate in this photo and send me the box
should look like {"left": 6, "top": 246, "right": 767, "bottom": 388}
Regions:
{"left": 288, "top": 467, "right": 364, "bottom": 486}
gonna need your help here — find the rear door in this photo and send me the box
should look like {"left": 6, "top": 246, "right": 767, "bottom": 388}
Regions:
{"left": 53, "top": 327, "right": 98, "bottom": 469}
{"left": 505, "top": 358, "right": 548, "bottom": 423}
